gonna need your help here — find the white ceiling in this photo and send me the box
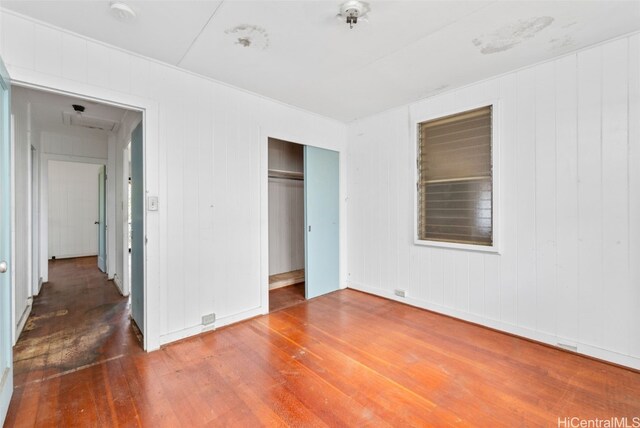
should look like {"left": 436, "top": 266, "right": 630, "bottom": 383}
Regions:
{"left": 3, "top": 1, "right": 640, "bottom": 122}
{"left": 13, "top": 85, "right": 131, "bottom": 135}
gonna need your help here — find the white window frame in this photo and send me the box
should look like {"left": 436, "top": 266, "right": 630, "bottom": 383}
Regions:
{"left": 412, "top": 99, "right": 501, "bottom": 254}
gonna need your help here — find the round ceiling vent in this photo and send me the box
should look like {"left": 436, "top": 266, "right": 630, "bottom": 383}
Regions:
{"left": 110, "top": 2, "right": 137, "bottom": 22}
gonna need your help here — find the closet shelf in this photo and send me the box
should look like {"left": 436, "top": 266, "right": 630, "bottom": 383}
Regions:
{"left": 268, "top": 169, "right": 304, "bottom": 181}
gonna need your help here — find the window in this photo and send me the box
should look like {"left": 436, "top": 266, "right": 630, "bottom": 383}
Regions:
{"left": 416, "top": 105, "right": 494, "bottom": 247}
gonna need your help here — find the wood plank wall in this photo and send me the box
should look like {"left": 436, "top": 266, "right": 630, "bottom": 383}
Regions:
{"left": 347, "top": 34, "right": 640, "bottom": 369}
{"left": 0, "top": 10, "right": 346, "bottom": 346}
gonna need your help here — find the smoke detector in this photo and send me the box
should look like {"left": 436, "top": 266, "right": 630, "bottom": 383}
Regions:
{"left": 110, "top": 2, "right": 137, "bottom": 22}
{"left": 338, "top": 1, "right": 369, "bottom": 29}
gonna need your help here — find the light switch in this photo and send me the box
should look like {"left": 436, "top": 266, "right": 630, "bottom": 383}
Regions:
{"left": 148, "top": 196, "right": 159, "bottom": 211}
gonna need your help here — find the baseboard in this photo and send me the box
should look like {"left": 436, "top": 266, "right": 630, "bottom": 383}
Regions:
{"left": 269, "top": 282, "right": 302, "bottom": 290}
{"left": 14, "top": 298, "right": 33, "bottom": 344}
{"left": 48, "top": 253, "right": 98, "bottom": 260}
{"left": 347, "top": 281, "right": 640, "bottom": 371}
{"left": 0, "top": 366, "right": 12, "bottom": 425}
{"left": 159, "top": 306, "right": 264, "bottom": 346}
{"left": 112, "top": 275, "right": 127, "bottom": 296}
{"left": 269, "top": 269, "right": 305, "bottom": 290}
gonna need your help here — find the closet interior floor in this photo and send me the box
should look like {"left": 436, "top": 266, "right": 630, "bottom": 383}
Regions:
{"left": 269, "top": 282, "right": 305, "bottom": 312}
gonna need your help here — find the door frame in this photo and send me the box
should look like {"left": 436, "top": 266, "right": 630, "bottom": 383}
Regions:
{"left": 8, "top": 72, "right": 161, "bottom": 351}
{"left": 40, "top": 156, "right": 107, "bottom": 266}
{"left": 97, "top": 164, "right": 107, "bottom": 272}
{"left": 259, "top": 130, "right": 347, "bottom": 314}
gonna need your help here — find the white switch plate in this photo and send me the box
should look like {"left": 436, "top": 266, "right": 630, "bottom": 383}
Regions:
{"left": 148, "top": 196, "right": 159, "bottom": 211}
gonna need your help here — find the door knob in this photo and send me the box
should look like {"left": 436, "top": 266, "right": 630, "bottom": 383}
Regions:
{"left": 0, "top": 261, "right": 7, "bottom": 273}
{"left": 95, "top": 221, "right": 100, "bottom": 224}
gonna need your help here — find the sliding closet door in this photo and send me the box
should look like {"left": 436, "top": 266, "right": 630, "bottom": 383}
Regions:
{"left": 304, "top": 146, "right": 339, "bottom": 299}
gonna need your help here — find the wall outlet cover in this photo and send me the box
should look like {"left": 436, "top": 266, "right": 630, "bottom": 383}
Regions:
{"left": 202, "top": 313, "right": 216, "bottom": 325}
{"left": 147, "top": 196, "right": 159, "bottom": 211}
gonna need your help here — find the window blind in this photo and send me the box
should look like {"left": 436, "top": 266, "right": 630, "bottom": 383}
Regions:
{"left": 417, "top": 106, "right": 493, "bottom": 246}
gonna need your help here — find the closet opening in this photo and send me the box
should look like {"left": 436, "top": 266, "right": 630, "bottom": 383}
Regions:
{"left": 268, "top": 138, "right": 306, "bottom": 312}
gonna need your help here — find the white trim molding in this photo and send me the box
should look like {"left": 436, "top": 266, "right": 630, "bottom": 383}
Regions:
{"left": 8, "top": 66, "right": 161, "bottom": 352}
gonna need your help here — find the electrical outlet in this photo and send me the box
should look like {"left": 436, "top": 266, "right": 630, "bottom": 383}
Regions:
{"left": 394, "top": 289, "right": 406, "bottom": 298}
{"left": 202, "top": 313, "right": 216, "bottom": 325}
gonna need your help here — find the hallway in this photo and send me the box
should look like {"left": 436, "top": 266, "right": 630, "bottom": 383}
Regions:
{"left": 13, "top": 257, "right": 142, "bottom": 387}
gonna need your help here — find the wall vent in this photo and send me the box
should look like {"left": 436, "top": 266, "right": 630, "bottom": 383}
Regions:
{"left": 202, "top": 313, "right": 216, "bottom": 325}
{"left": 62, "top": 111, "right": 120, "bottom": 132}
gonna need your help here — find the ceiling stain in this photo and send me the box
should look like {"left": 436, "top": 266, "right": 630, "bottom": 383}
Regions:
{"left": 225, "top": 25, "right": 270, "bottom": 50}
{"left": 237, "top": 37, "right": 252, "bottom": 48}
{"left": 550, "top": 35, "right": 575, "bottom": 51}
{"left": 472, "top": 16, "right": 555, "bottom": 55}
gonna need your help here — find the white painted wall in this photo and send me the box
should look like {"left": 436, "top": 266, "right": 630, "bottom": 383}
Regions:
{"left": 268, "top": 139, "right": 304, "bottom": 276}
{"left": 47, "top": 160, "right": 101, "bottom": 259}
{"left": 41, "top": 130, "right": 108, "bottom": 159}
{"left": 0, "top": 10, "right": 347, "bottom": 348}
{"left": 347, "top": 34, "right": 640, "bottom": 369}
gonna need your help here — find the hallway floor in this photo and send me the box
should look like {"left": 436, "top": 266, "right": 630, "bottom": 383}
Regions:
{"left": 12, "top": 257, "right": 142, "bottom": 388}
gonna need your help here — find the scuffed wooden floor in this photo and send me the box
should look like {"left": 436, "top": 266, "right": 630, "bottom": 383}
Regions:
{"left": 12, "top": 257, "right": 142, "bottom": 388}
{"left": 6, "top": 288, "right": 640, "bottom": 426}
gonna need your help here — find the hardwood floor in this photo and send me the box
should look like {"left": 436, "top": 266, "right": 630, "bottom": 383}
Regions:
{"left": 269, "top": 282, "right": 305, "bottom": 312}
{"left": 12, "top": 257, "right": 142, "bottom": 389}
{"left": 6, "top": 289, "right": 640, "bottom": 427}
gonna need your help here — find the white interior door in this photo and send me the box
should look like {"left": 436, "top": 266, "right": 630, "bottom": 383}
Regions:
{"left": 0, "top": 57, "right": 13, "bottom": 424}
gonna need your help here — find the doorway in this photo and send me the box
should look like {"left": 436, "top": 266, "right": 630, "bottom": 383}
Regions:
{"left": 267, "top": 138, "right": 340, "bottom": 312}
{"left": 9, "top": 85, "right": 146, "bottom": 385}
{"left": 47, "top": 160, "right": 104, "bottom": 263}
{"left": 268, "top": 139, "right": 306, "bottom": 311}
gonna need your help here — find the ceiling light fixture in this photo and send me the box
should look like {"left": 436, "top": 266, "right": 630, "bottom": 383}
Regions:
{"left": 338, "top": 1, "right": 369, "bottom": 29}
{"left": 110, "top": 2, "right": 137, "bottom": 22}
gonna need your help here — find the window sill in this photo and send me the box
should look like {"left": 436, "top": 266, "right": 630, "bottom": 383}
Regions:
{"left": 413, "top": 238, "right": 500, "bottom": 254}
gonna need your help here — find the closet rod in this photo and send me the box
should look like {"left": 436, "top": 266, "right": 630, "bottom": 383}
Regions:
{"left": 268, "top": 169, "right": 304, "bottom": 181}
